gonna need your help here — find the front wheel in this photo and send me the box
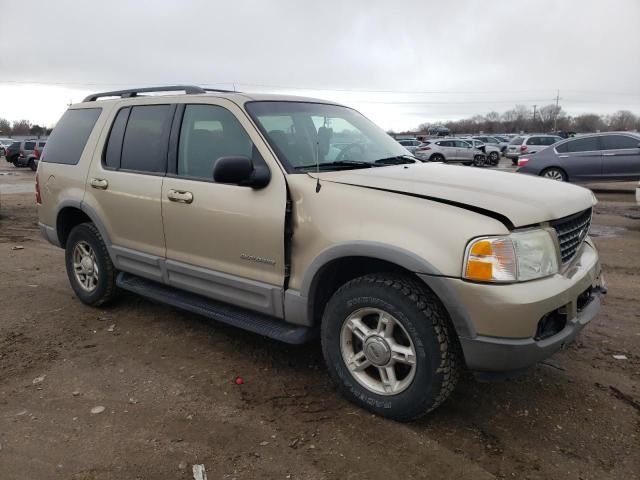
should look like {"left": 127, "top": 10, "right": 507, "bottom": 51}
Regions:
{"left": 65, "top": 222, "right": 118, "bottom": 306}
{"left": 473, "top": 155, "right": 486, "bottom": 167}
{"left": 489, "top": 151, "right": 499, "bottom": 164}
{"left": 321, "top": 274, "right": 460, "bottom": 421}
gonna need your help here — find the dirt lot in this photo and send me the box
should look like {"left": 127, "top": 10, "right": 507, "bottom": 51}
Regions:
{"left": 1, "top": 162, "right": 639, "bottom": 480}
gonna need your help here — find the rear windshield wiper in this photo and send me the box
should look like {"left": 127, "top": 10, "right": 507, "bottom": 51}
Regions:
{"left": 374, "top": 155, "right": 419, "bottom": 165}
{"left": 294, "top": 160, "right": 377, "bottom": 171}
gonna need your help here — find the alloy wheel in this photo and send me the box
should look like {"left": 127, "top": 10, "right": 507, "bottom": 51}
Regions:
{"left": 72, "top": 241, "right": 100, "bottom": 292}
{"left": 340, "top": 308, "right": 417, "bottom": 395}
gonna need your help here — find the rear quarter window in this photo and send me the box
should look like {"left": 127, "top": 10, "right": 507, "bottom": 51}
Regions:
{"left": 42, "top": 108, "right": 102, "bottom": 165}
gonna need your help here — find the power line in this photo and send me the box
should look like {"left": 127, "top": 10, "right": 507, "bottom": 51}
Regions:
{"left": 1, "top": 79, "right": 640, "bottom": 98}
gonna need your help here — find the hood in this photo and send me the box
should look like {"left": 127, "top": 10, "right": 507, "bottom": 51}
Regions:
{"left": 314, "top": 163, "right": 594, "bottom": 228}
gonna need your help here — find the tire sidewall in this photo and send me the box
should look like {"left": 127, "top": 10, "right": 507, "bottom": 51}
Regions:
{"left": 321, "top": 279, "right": 448, "bottom": 419}
{"left": 65, "top": 224, "right": 113, "bottom": 305}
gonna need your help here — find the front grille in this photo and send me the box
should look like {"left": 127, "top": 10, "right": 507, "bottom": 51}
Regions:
{"left": 550, "top": 208, "right": 592, "bottom": 263}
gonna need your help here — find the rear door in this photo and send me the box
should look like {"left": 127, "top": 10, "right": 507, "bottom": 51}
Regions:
{"left": 161, "top": 99, "right": 288, "bottom": 316}
{"left": 84, "top": 102, "right": 173, "bottom": 281}
{"left": 554, "top": 136, "right": 603, "bottom": 181}
{"left": 600, "top": 134, "right": 640, "bottom": 180}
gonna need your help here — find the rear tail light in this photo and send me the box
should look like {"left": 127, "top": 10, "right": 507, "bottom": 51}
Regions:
{"left": 35, "top": 174, "right": 42, "bottom": 204}
{"left": 520, "top": 145, "right": 528, "bottom": 152}
{"left": 518, "top": 157, "right": 530, "bottom": 167}
{"left": 34, "top": 148, "right": 40, "bottom": 159}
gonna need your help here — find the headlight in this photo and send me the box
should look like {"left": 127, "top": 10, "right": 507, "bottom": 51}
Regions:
{"left": 464, "top": 229, "right": 559, "bottom": 283}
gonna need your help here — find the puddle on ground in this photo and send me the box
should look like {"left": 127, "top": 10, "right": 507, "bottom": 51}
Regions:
{"left": 589, "top": 225, "right": 628, "bottom": 238}
{"left": 0, "top": 172, "right": 19, "bottom": 176}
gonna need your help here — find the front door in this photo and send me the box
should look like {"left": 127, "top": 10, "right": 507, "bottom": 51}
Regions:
{"left": 455, "top": 140, "right": 475, "bottom": 162}
{"left": 161, "top": 100, "right": 288, "bottom": 317}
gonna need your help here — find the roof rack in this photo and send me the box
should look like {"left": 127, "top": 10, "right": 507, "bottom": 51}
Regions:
{"left": 82, "top": 85, "right": 235, "bottom": 102}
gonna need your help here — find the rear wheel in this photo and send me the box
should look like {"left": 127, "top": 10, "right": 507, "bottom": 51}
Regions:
{"left": 65, "top": 222, "right": 118, "bottom": 306}
{"left": 541, "top": 167, "right": 567, "bottom": 182}
{"left": 321, "top": 274, "right": 460, "bottom": 421}
{"left": 430, "top": 153, "right": 445, "bottom": 162}
{"left": 28, "top": 159, "right": 36, "bottom": 171}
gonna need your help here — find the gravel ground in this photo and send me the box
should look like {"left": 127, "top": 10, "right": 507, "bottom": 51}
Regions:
{"left": 0, "top": 161, "right": 638, "bottom": 480}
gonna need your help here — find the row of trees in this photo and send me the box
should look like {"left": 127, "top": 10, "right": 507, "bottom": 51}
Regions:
{"left": 412, "top": 106, "right": 640, "bottom": 135}
{"left": 0, "top": 118, "right": 52, "bottom": 138}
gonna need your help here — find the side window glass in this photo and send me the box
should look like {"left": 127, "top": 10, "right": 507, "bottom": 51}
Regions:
{"left": 24, "top": 141, "right": 35, "bottom": 150}
{"left": 555, "top": 142, "right": 568, "bottom": 153}
{"left": 602, "top": 135, "right": 639, "bottom": 150}
{"left": 104, "top": 107, "right": 130, "bottom": 169}
{"left": 565, "top": 137, "right": 601, "bottom": 153}
{"left": 121, "top": 105, "right": 173, "bottom": 173}
{"left": 178, "top": 105, "right": 254, "bottom": 180}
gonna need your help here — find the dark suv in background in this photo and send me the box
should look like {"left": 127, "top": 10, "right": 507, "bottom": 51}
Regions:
{"left": 5, "top": 139, "right": 47, "bottom": 170}
{"left": 517, "top": 132, "right": 640, "bottom": 182}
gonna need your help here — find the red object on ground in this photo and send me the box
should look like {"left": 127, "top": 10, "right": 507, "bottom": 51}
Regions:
{"left": 234, "top": 376, "right": 244, "bottom": 385}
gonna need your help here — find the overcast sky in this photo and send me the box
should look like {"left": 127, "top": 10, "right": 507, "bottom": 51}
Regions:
{"left": 1, "top": 0, "right": 639, "bottom": 131}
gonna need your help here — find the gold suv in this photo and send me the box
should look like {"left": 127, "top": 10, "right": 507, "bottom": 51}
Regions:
{"left": 37, "top": 86, "right": 605, "bottom": 421}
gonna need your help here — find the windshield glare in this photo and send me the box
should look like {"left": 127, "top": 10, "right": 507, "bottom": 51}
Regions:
{"left": 245, "top": 101, "right": 412, "bottom": 171}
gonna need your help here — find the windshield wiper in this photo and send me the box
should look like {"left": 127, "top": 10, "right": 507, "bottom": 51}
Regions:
{"left": 294, "top": 160, "right": 377, "bottom": 171}
{"left": 374, "top": 155, "right": 419, "bottom": 165}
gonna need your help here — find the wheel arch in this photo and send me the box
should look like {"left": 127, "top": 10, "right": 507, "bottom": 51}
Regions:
{"left": 287, "top": 242, "right": 475, "bottom": 339}
{"left": 55, "top": 200, "right": 113, "bottom": 250}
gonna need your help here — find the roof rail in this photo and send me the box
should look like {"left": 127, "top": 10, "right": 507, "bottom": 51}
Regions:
{"left": 82, "top": 85, "right": 234, "bottom": 102}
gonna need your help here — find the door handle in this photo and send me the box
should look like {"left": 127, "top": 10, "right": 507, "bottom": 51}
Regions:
{"left": 558, "top": 155, "right": 569, "bottom": 158}
{"left": 167, "top": 189, "right": 194, "bottom": 204}
{"left": 90, "top": 178, "right": 109, "bottom": 190}
{"left": 602, "top": 153, "right": 616, "bottom": 156}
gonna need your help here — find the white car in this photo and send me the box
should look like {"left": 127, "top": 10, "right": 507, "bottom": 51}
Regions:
{"left": 0, "top": 138, "right": 14, "bottom": 156}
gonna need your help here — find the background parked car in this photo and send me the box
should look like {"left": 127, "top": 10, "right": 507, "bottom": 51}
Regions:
{"left": 396, "top": 138, "right": 422, "bottom": 153}
{"left": 505, "top": 134, "right": 562, "bottom": 164}
{"left": 465, "top": 138, "right": 502, "bottom": 164}
{"left": 415, "top": 138, "right": 486, "bottom": 166}
{"left": 6, "top": 139, "right": 47, "bottom": 170}
{"left": 0, "top": 138, "right": 14, "bottom": 156}
{"left": 517, "top": 132, "right": 640, "bottom": 182}
{"left": 484, "top": 135, "right": 512, "bottom": 153}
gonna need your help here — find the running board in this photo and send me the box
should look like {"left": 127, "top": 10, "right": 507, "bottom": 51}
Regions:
{"left": 116, "top": 273, "right": 316, "bottom": 344}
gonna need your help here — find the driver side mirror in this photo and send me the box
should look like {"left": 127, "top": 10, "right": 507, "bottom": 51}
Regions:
{"left": 213, "top": 156, "right": 270, "bottom": 189}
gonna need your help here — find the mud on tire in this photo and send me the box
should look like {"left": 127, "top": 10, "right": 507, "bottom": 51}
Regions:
{"left": 321, "top": 274, "right": 461, "bottom": 421}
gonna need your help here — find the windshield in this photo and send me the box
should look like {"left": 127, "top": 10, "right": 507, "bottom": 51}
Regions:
{"left": 245, "top": 101, "right": 413, "bottom": 172}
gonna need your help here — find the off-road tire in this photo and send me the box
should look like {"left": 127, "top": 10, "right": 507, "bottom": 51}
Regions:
{"left": 321, "top": 274, "right": 461, "bottom": 421}
{"left": 65, "top": 222, "right": 118, "bottom": 306}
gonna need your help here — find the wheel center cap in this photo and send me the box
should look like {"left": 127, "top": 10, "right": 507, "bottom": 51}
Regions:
{"left": 81, "top": 256, "right": 94, "bottom": 273}
{"left": 363, "top": 336, "right": 391, "bottom": 366}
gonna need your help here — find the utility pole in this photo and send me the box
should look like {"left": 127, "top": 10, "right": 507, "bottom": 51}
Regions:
{"left": 553, "top": 90, "right": 561, "bottom": 132}
{"left": 532, "top": 105, "right": 537, "bottom": 124}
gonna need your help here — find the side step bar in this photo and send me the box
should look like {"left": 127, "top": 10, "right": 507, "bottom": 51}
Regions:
{"left": 116, "top": 273, "right": 316, "bottom": 344}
